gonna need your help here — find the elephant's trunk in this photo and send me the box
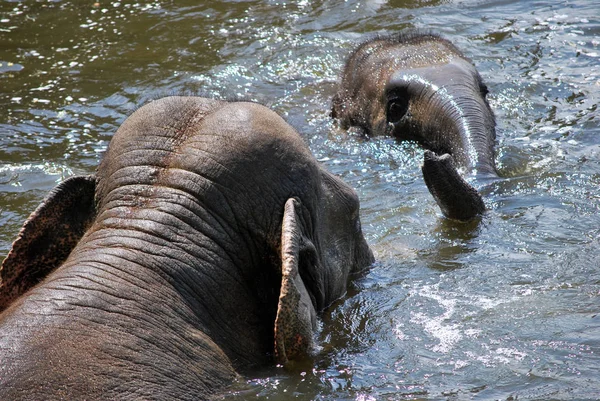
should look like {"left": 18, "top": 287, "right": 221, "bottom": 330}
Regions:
{"left": 446, "top": 89, "right": 497, "bottom": 177}
{"left": 419, "top": 85, "right": 497, "bottom": 220}
{"left": 422, "top": 150, "right": 486, "bottom": 221}
{"left": 387, "top": 62, "right": 498, "bottom": 178}
{"left": 386, "top": 69, "right": 498, "bottom": 220}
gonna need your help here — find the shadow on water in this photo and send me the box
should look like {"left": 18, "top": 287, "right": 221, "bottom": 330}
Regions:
{"left": 419, "top": 217, "right": 484, "bottom": 271}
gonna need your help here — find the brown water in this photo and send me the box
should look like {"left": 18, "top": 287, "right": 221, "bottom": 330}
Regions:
{"left": 1, "top": 1, "right": 600, "bottom": 399}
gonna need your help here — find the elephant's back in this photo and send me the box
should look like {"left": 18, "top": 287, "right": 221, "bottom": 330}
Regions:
{"left": 0, "top": 288, "right": 238, "bottom": 400}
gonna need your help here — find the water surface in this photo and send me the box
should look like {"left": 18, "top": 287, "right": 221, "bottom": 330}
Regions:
{"left": 1, "top": 0, "right": 599, "bottom": 399}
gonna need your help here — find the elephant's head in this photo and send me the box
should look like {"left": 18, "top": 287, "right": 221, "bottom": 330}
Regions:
{"left": 332, "top": 31, "right": 496, "bottom": 175}
{"left": 91, "top": 98, "right": 374, "bottom": 331}
{"left": 332, "top": 31, "right": 497, "bottom": 220}
{"left": 0, "top": 97, "right": 373, "bottom": 398}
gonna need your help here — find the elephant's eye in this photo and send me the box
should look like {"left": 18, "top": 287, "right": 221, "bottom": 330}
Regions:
{"left": 354, "top": 215, "right": 362, "bottom": 234}
{"left": 386, "top": 97, "right": 409, "bottom": 124}
{"left": 479, "top": 81, "right": 489, "bottom": 97}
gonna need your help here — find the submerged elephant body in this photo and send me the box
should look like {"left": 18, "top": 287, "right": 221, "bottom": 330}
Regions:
{"left": 333, "top": 31, "right": 497, "bottom": 220}
{"left": 0, "top": 97, "right": 373, "bottom": 400}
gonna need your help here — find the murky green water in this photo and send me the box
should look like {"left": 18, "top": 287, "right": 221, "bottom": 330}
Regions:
{"left": 1, "top": 0, "right": 600, "bottom": 399}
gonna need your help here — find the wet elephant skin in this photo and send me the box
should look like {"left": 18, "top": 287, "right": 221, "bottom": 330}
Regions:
{"left": 332, "top": 31, "right": 497, "bottom": 220}
{"left": 0, "top": 96, "right": 374, "bottom": 400}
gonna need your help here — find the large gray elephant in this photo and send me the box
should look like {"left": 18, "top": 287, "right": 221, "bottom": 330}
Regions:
{"left": 332, "top": 31, "right": 497, "bottom": 221}
{"left": 0, "top": 97, "right": 374, "bottom": 400}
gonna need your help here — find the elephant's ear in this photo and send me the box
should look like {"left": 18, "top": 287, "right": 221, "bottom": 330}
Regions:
{"left": 274, "top": 198, "right": 318, "bottom": 366}
{"left": 0, "top": 175, "right": 96, "bottom": 312}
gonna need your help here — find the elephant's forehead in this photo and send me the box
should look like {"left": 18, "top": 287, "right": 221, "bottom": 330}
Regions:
{"left": 388, "top": 57, "right": 477, "bottom": 88}
{"left": 105, "top": 98, "right": 310, "bottom": 167}
{"left": 96, "top": 97, "right": 321, "bottom": 210}
{"left": 365, "top": 41, "right": 457, "bottom": 72}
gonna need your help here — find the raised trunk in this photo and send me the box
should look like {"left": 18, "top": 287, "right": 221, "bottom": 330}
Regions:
{"left": 386, "top": 60, "right": 498, "bottom": 177}
{"left": 450, "top": 93, "right": 497, "bottom": 176}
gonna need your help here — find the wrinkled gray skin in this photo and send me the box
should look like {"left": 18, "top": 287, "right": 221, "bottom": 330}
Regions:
{"left": 0, "top": 97, "right": 373, "bottom": 400}
{"left": 332, "top": 31, "right": 496, "bottom": 220}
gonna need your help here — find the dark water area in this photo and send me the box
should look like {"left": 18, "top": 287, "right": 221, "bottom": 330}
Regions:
{"left": 1, "top": 0, "right": 600, "bottom": 399}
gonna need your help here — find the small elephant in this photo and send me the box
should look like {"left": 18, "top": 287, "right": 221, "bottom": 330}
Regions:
{"left": 0, "top": 97, "right": 374, "bottom": 400}
{"left": 332, "top": 31, "right": 497, "bottom": 221}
